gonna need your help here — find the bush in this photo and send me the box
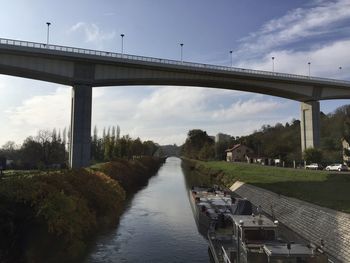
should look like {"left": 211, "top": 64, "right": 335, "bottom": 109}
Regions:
{"left": 0, "top": 169, "right": 125, "bottom": 263}
{"left": 97, "top": 157, "right": 164, "bottom": 194}
{"left": 0, "top": 157, "right": 163, "bottom": 262}
{"left": 303, "top": 148, "right": 323, "bottom": 163}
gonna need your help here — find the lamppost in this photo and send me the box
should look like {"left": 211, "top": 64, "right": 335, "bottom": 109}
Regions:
{"left": 120, "top": 34, "right": 125, "bottom": 55}
{"left": 180, "top": 43, "right": 184, "bottom": 62}
{"left": 308, "top": 62, "right": 311, "bottom": 78}
{"left": 46, "top": 22, "right": 51, "bottom": 46}
{"left": 230, "top": 50, "right": 233, "bottom": 67}
{"left": 272, "top": 56, "right": 275, "bottom": 73}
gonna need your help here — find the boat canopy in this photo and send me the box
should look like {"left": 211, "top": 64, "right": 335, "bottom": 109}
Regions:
{"left": 231, "top": 199, "right": 253, "bottom": 215}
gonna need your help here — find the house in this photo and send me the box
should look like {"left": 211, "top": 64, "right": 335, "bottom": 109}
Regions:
{"left": 225, "top": 144, "right": 254, "bottom": 162}
{"left": 342, "top": 138, "right": 350, "bottom": 164}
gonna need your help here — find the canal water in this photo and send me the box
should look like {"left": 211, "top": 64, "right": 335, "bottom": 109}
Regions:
{"left": 86, "top": 157, "right": 210, "bottom": 263}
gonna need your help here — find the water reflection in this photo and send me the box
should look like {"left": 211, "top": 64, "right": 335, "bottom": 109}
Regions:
{"left": 86, "top": 157, "right": 209, "bottom": 263}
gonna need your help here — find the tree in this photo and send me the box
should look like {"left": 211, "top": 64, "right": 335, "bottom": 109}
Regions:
{"left": 131, "top": 138, "right": 143, "bottom": 157}
{"left": 1, "top": 141, "right": 16, "bottom": 151}
{"left": 62, "top": 127, "right": 67, "bottom": 146}
{"left": 143, "top": 141, "right": 158, "bottom": 156}
{"left": 104, "top": 133, "right": 111, "bottom": 161}
{"left": 20, "top": 137, "right": 43, "bottom": 168}
{"left": 215, "top": 139, "right": 234, "bottom": 160}
{"left": 182, "top": 129, "right": 214, "bottom": 159}
{"left": 116, "top": 125, "right": 120, "bottom": 140}
{"left": 119, "top": 135, "right": 132, "bottom": 159}
{"left": 91, "top": 126, "right": 99, "bottom": 162}
{"left": 199, "top": 143, "right": 215, "bottom": 160}
{"left": 303, "top": 148, "right": 323, "bottom": 164}
{"left": 0, "top": 141, "right": 19, "bottom": 162}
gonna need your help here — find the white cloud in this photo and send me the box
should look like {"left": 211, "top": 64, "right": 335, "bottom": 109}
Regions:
{"left": 69, "top": 22, "right": 116, "bottom": 44}
{"left": 239, "top": 39, "right": 350, "bottom": 79}
{"left": 0, "top": 84, "right": 297, "bottom": 146}
{"left": 134, "top": 86, "right": 207, "bottom": 122}
{"left": 92, "top": 86, "right": 289, "bottom": 145}
{"left": 211, "top": 99, "right": 282, "bottom": 121}
{"left": 236, "top": 0, "right": 350, "bottom": 59}
{"left": 6, "top": 87, "right": 70, "bottom": 133}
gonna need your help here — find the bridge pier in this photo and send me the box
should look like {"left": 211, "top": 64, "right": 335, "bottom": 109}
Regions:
{"left": 300, "top": 101, "right": 320, "bottom": 154}
{"left": 69, "top": 84, "right": 92, "bottom": 169}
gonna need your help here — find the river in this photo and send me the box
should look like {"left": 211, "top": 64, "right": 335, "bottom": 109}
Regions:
{"left": 86, "top": 157, "right": 210, "bottom": 263}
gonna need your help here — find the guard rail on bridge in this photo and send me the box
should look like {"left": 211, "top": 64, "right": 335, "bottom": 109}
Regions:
{"left": 1, "top": 37, "right": 349, "bottom": 86}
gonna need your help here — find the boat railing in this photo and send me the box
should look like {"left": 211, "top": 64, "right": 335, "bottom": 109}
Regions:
{"left": 221, "top": 246, "right": 231, "bottom": 263}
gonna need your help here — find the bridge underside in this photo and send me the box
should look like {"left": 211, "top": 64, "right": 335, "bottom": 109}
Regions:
{"left": 1, "top": 43, "right": 349, "bottom": 168}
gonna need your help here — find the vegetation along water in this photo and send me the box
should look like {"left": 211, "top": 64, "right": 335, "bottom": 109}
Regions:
{"left": 0, "top": 157, "right": 164, "bottom": 263}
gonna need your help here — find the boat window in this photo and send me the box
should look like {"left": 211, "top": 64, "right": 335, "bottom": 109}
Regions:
{"left": 244, "top": 229, "right": 275, "bottom": 241}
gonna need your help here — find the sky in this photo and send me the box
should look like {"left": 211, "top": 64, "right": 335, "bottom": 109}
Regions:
{"left": 1, "top": 0, "right": 350, "bottom": 146}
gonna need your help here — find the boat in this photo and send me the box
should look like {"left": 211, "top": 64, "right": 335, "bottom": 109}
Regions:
{"left": 189, "top": 186, "right": 252, "bottom": 231}
{"left": 208, "top": 213, "right": 328, "bottom": 263}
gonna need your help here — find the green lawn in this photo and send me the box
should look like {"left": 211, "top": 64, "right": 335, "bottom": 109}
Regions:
{"left": 195, "top": 161, "right": 350, "bottom": 213}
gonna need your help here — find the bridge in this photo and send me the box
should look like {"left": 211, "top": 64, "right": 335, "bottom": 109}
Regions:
{"left": 1, "top": 38, "right": 350, "bottom": 168}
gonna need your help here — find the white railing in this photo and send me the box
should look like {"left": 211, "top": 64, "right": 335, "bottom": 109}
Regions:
{"left": 0, "top": 37, "right": 349, "bottom": 86}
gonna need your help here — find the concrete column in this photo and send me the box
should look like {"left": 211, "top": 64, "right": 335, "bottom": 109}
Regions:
{"left": 300, "top": 101, "right": 320, "bottom": 154}
{"left": 69, "top": 84, "right": 92, "bottom": 169}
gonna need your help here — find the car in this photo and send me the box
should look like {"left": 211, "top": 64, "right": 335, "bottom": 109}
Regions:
{"left": 305, "top": 163, "right": 323, "bottom": 170}
{"left": 325, "top": 164, "right": 348, "bottom": 171}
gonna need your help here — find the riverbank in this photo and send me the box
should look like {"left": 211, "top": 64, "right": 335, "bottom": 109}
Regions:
{"left": 184, "top": 159, "right": 350, "bottom": 213}
{"left": 0, "top": 157, "right": 164, "bottom": 263}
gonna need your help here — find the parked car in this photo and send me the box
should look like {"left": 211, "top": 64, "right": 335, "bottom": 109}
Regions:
{"left": 325, "top": 164, "right": 348, "bottom": 171}
{"left": 305, "top": 163, "right": 323, "bottom": 170}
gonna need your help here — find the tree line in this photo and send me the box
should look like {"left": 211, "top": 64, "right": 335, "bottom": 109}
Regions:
{"left": 90, "top": 125, "right": 159, "bottom": 162}
{"left": 181, "top": 104, "right": 350, "bottom": 165}
{"left": 0, "top": 125, "right": 159, "bottom": 169}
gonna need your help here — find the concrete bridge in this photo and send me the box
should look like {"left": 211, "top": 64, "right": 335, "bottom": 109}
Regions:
{"left": 1, "top": 38, "right": 350, "bottom": 168}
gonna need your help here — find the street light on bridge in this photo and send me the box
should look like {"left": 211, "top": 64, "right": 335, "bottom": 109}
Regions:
{"left": 272, "top": 56, "right": 275, "bottom": 73}
{"left": 308, "top": 62, "right": 311, "bottom": 78}
{"left": 230, "top": 50, "right": 233, "bottom": 67}
{"left": 120, "top": 34, "right": 125, "bottom": 55}
{"left": 46, "top": 22, "right": 51, "bottom": 46}
{"left": 180, "top": 43, "right": 184, "bottom": 63}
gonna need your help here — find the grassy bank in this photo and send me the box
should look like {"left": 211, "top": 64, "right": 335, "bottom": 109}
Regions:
{"left": 188, "top": 160, "right": 350, "bottom": 213}
{"left": 0, "top": 157, "right": 164, "bottom": 263}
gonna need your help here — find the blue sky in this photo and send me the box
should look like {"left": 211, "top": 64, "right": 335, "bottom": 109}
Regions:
{"left": 1, "top": 0, "right": 350, "bottom": 146}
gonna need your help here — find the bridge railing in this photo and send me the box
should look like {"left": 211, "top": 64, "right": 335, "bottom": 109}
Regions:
{"left": 0, "top": 37, "right": 349, "bottom": 85}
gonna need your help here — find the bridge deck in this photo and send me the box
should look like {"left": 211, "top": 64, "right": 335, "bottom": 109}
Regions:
{"left": 1, "top": 37, "right": 349, "bottom": 88}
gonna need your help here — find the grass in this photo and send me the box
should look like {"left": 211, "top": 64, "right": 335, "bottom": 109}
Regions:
{"left": 2, "top": 169, "right": 62, "bottom": 179}
{"left": 195, "top": 161, "right": 350, "bottom": 213}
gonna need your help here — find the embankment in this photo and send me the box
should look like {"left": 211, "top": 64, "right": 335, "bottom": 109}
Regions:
{"left": 184, "top": 159, "right": 350, "bottom": 262}
{"left": 230, "top": 182, "right": 350, "bottom": 263}
{"left": 0, "top": 157, "right": 164, "bottom": 263}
